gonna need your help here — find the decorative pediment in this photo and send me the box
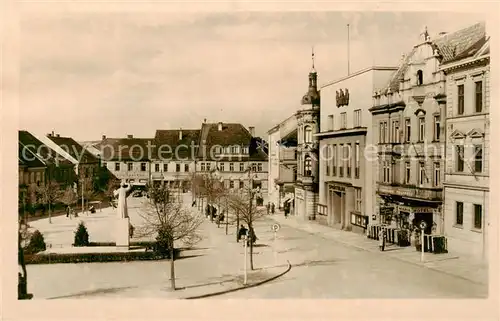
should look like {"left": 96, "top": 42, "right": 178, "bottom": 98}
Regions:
{"left": 414, "top": 108, "right": 426, "bottom": 116}
{"left": 467, "top": 128, "right": 484, "bottom": 138}
{"left": 450, "top": 129, "right": 466, "bottom": 140}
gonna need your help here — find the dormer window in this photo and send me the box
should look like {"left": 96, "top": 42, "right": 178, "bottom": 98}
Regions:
{"left": 417, "top": 70, "right": 423, "bottom": 86}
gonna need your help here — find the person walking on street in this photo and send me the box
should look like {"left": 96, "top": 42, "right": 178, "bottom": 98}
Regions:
{"left": 266, "top": 202, "right": 270, "bottom": 215}
{"left": 271, "top": 203, "right": 275, "bottom": 214}
{"left": 66, "top": 205, "right": 70, "bottom": 218}
{"left": 378, "top": 227, "right": 386, "bottom": 251}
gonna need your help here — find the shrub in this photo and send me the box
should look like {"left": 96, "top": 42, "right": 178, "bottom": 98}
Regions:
{"left": 26, "top": 230, "right": 46, "bottom": 254}
{"left": 154, "top": 229, "right": 173, "bottom": 257}
{"left": 74, "top": 222, "right": 90, "bottom": 246}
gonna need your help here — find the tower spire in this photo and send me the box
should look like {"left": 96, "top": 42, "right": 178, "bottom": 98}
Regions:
{"left": 311, "top": 46, "right": 316, "bottom": 73}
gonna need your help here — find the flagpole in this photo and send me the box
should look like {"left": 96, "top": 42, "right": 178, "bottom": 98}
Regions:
{"left": 347, "top": 23, "right": 350, "bottom": 76}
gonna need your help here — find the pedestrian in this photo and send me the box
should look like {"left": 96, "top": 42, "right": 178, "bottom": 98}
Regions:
{"left": 271, "top": 203, "right": 275, "bottom": 214}
{"left": 192, "top": 200, "right": 196, "bottom": 207}
{"left": 378, "top": 227, "right": 386, "bottom": 251}
{"left": 238, "top": 225, "right": 248, "bottom": 242}
{"left": 66, "top": 205, "right": 70, "bottom": 218}
{"left": 266, "top": 202, "right": 270, "bottom": 214}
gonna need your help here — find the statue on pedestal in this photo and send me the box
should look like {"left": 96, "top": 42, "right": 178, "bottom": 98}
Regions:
{"left": 117, "top": 181, "right": 132, "bottom": 219}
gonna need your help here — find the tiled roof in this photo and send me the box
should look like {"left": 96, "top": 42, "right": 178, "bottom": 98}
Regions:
{"left": 99, "top": 137, "right": 154, "bottom": 161}
{"left": 18, "top": 131, "right": 73, "bottom": 166}
{"left": 47, "top": 135, "right": 99, "bottom": 164}
{"left": 433, "top": 22, "right": 486, "bottom": 64}
{"left": 153, "top": 129, "right": 200, "bottom": 160}
{"left": 18, "top": 142, "right": 46, "bottom": 168}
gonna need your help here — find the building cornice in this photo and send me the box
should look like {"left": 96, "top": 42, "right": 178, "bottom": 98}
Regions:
{"left": 439, "top": 54, "right": 490, "bottom": 73}
{"left": 315, "top": 127, "right": 368, "bottom": 139}
{"left": 369, "top": 101, "right": 406, "bottom": 115}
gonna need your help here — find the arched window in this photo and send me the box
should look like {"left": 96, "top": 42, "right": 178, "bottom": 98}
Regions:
{"left": 304, "top": 156, "right": 312, "bottom": 176}
{"left": 417, "top": 70, "right": 423, "bottom": 86}
{"left": 304, "top": 126, "right": 313, "bottom": 143}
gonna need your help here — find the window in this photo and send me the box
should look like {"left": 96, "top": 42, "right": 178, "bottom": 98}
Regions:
{"left": 380, "top": 121, "right": 388, "bottom": 143}
{"left": 164, "top": 164, "right": 168, "bottom": 172}
{"left": 184, "top": 164, "right": 189, "bottom": 172}
{"left": 340, "top": 112, "right": 347, "bottom": 129}
{"left": 304, "top": 126, "right": 313, "bottom": 143}
{"left": 382, "top": 161, "right": 391, "bottom": 183}
{"left": 293, "top": 168, "right": 297, "bottom": 181}
{"left": 141, "top": 163, "right": 147, "bottom": 172}
{"left": 206, "top": 163, "right": 211, "bottom": 171}
{"left": 475, "top": 81, "right": 483, "bottom": 113}
{"left": 433, "top": 162, "right": 440, "bottom": 187}
{"left": 354, "top": 109, "right": 361, "bottom": 127}
{"left": 229, "top": 162, "right": 234, "bottom": 172}
{"left": 155, "top": 164, "right": 160, "bottom": 172}
{"left": 417, "top": 70, "right": 423, "bottom": 86}
{"left": 332, "top": 144, "right": 337, "bottom": 176}
{"left": 128, "top": 163, "right": 133, "bottom": 171}
{"left": 419, "top": 162, "right": 426, "bottom": 185}
{"left": 325, "top": 146, "right": 330, "bottom": 176}
{"left": 346, "top": 144, "right": 351, "bottom": 177}
{"left": 354, "top": 188, "right": 362, "bottom": 212}
{"left": 456, "top": 145, "right": 464, "bottom": 172}
{"left": 114, "top": 163, "right": 120, "bottom": 171}
{"left": 201, "top": 163, "right": 206, "bottom": 171}
{"left": 304, "top": 156, "right": 312, "bottom": 176}
{"left": 230, "top": 180, "right": 234, "bottom": 189}
{"left": 434, "top": 115, "right": 440, "bottom": 141}
{"left": 239, "top": 163, "right": 244, "bottom": 172}
{"left": 36, "top": 172, "right": 41, "bottom": 184}
{"left": 355, "top": 143, "right": 360, "bottom": 178}
{"left": 392, "top": 120, "right": 400, "bottom": 143}
{"left": 339, "top": 144, "right": 344, "bottom": 177}
{"left": 405, "top": 118, "right": 411, "bottom": 142}
{"left": 220, "top": 163, "right": 225, "bottom": 172}
{"left": 251, "top": 163, "right": 257, "bottom": 172}
{"left": 457, "top": 84, "right": 464, "bottom": 115}
{"left": 456, "top": 201, "right": 464, "bottom": 225}
{"left": 239, "top": 181, "right": 244, "bottom": 189}
{"left": 405, "top": 162, "right": 411, "bottom": 184}
{"left": 418, "top": 117, "right": 425, "bottom": 141}
{"left": 473, "top": 204, "right": 482, "bottom": 229}
{"left": 328, "top": 115, "right": 334, "bottom": 131}
{"left": 472, "top": 144, "right": 483, "bottom": 173}
{"left": 257, "top": 163, "right": 263, "bottom": 172}
{"left": 231, "top": 146, "right": 237, "bottom": 154}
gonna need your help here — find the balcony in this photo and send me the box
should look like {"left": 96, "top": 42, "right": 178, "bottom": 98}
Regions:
{"left": 377, "top": 183, "right": 442, "bottom": 202}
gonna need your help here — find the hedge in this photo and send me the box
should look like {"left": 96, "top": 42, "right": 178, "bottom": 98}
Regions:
{"left": 24, "top": 248, "right": 180, "bottom": 265}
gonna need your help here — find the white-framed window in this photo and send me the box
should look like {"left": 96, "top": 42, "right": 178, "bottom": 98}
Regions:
{"left": 332, "top": 144, "right": 337, "bottom": 176}
{"left": 231, "top": 146, "right": 237, "bottom": 154}
{"left": 229, "top": 162, "right": 234, "bottom": 172}
{"left": 405, "top": 161, "right": 411, "bottom": 184}
{"left": 433, "top": 162, "right": 440, "bottom": 187}
{"left": 355, "top": 142, "right": 360, "bottom": 178}
{"left": 354, "top": 109, "right": 361, "bottom": 127}
{"left": 418, "top": 117, "right": 425, "bottom": 141}
{"left": 304, "top": 126, "right": 313, "bottom": 143}
{"left": 340, "top": 112, "right": 347, "bottom": 129}
{"left": 419, "top": 162, "right": 426, "bottom": 185}
{"left": 354, "top": 188, "right": 362, "bottom": 212}
{"left": 339, "top": 144, "right": 344, "bottom": 177}
{"left": 163, "top": 163, "right": 168, "bottom": 172}
{"left": 220, "top": 163, "right": 225, "bottom": 172}
{"left": 115, "top": 162, "right": 120, "bottom": 171}
{"left": 346, "top": 144, "right": 352, "bottom": 177}
{"left": 325, "top": 145, "right": 330, "bottom": 176}
{"left": 239, "top": 162, "right": 244, "bottom": 172}
{"left": 457, "top": 84, "right": 465, "bottom": 115}
{"left": 257, "top": 163, "right": 263, "bottom": 172}
{"left": 184, "top": 164, "right": 189, "bottom": 172}
{"left": 474, "top": 144, "right": 483, "bottom": 173}
{"left": 304, "top": 156, "right": 312, "bottom": 176}
{"left": 206, "top": 163, "right": 211, "bottom": 171}
{"left": 230, "top": 180, "right": 234, "bottom": 189}
{"left": 391, "top": 120, "right": 400, "bottom": 143}
{"left": 251, "top": 163, "right": 257, "bottom": 172}
{"left": 456, "top": 201, "right": 464, "bottom": 225}
{"left": 475, "top": 81, "right": 483, "bottom": 113}
{"left": 328, "top": 115, "right": 334, "bottom": 131}
{"left": 239, "top": 181, "right": 244, "bottom": 189}
{"left": 155, "top": 164, "right": 160, "bottom": 172}
{"left": 434, "top": 115, "right": 440, "bottom": 141}
{"left": 456, "top": 145, "right": 464, "bottom": 172}
{"left": 175, "top": 163, "right": 180, "bottom": 172}
{"left": 405, "top": 118, "right": 411, "bottom": 142}
{"left": 473, "top": 204, "right": 482, "bottom": 230}
{"left": 382, "top": 160, "right": 391, "bottom": 183}
{"left": 127, "top": 163, "right": 133, "bottom": 171}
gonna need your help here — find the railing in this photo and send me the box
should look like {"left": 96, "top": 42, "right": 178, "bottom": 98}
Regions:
{"left": 377, "top": 183, "right": 443, "bottom": 201}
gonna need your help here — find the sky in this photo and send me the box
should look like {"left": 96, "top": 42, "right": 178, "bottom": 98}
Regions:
{"left": 18, "top": 10, "right": 487, "bottom": 141}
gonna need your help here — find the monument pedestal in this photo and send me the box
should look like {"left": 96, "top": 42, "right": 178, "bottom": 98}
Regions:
{"left": 116, "top": 217, "right": 130, "bottom": 248}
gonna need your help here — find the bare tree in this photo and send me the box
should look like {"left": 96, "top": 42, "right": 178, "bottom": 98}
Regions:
{"left": 201, "top": 171, "right": 226, "bottom": 222}
{"left": 35, "top": 181, "right": 62, "bottom": 223}
{"left": 60, "top": 186, "right": 77, "bottom": 216}
{"left": 227, "top": 187, "right": 267, "bottom": 270}
{"left": 137, "top": 184, "right": 204, "bottom": 290}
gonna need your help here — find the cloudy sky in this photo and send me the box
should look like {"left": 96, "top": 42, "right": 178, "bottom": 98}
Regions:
{"left": 19, "top": 10, "right": 486, "bottom": 141}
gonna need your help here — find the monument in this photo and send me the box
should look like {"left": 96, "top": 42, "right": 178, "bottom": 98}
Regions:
{"left": 116, "top": 181, "right": 132, "bottom": 247}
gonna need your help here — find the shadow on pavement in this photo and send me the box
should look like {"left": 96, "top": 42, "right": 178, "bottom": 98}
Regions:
{"left": 47, "top": 286, "right": 137, "bottom": 299}
{"left": 292, "top": 259, "right": 339, "bottom": 268}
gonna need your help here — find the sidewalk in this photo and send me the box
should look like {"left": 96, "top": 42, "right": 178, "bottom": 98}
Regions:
{"left": 269, "top": 210, "right": 488, "bottom": 286}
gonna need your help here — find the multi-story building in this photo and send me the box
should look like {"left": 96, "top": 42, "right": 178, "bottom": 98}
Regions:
{"left": 317, "top": 66, "right": 397, "bottom": 233}
{"left": 369, "top": 24, "right": 485, "bottom": 236}
{"left": 267, "top": 114, "right": 298, "bottom": 209}
{"left": 294, "top": 57, "right": 320, "bottom": 220}
{"left": 151, "top": 128, "right": 200, "bottom": 190}
{"left": 99, "top": 134, "right": 153, "bottom": 188}
{"left": 197, "top": 122, "right": 268, "bottom": 194}
{"left": 440, "top": 23, "right": 489, "bottom": 260}
{"left": 18, "top": 141, "right": 47, "bottom": 214}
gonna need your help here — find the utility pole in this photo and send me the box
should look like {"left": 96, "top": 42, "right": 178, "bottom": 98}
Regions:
{"left": 347, "top": 23, "right": 351, "bottom": 76}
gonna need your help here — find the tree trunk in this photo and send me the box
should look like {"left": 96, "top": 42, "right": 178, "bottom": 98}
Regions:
{"left": 235, "top": 211, "right": 240, "bottom": 242}
{"left": 170, "top": 241, "right": 176, "bottom": 290}
{"left": 48, "top": 202, "right": 52, "bottom": 224}
{"left": 249, "top": 227, "right": 254, "bottom": 270}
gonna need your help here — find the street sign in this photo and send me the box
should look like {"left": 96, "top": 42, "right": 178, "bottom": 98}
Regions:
{"left": 419, "top": 221, "right": 428, "bottom": 230}
{"left": 271, "top": 223, "right": 280, "bottom": 232}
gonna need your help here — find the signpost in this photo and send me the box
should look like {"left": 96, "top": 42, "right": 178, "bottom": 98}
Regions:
{"left": 419, "top": 221, "right": 427, "bottom": 262}
{"left": 271, "top": 224, "right": 280, "bottom": 266}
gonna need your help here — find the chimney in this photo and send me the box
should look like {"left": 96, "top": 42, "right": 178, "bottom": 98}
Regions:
{"left": 102, "top": 135, "right": 106, "bottom": 140}
{"left": 127, "top": 134, "right": 133, "bottom": 139}
{"left": 179, "top": 129, "right": 183, "bottom": 140}
{"left": 249, "top": 126, "right": 255, "bottom": 137}
{"left": 218, "top": 122, "right": 223, "bottom": 131}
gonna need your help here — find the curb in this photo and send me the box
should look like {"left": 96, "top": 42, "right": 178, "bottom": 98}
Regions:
{"left": 183, "top": 260, "right": 292, "bottom": 299}
{"left": 271, "top": 217, "right": 487, "bottom": 286}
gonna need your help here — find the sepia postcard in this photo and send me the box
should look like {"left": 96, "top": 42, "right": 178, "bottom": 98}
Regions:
{"left": 1, "top": 1, "right": 498, "bottom": 321}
